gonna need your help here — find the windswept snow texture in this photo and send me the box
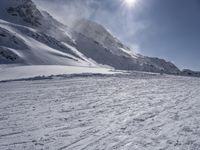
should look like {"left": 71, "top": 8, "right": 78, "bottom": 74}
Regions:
{"left": 1, "top": 75, "right": 200, "bottom": 150}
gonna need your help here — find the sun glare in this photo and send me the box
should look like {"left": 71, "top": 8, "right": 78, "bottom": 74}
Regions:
{"left": 124, "top": 0, "right": 137, "bottom": 8}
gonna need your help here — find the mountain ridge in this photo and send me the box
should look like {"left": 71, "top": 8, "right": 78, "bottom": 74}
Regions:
{"left": 0, "top": 0, "right": 183, "bottom": 74}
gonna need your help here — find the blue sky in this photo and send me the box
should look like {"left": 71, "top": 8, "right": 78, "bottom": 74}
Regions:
{"left": 35, "top": 0, "right": 200, "bottom": 71}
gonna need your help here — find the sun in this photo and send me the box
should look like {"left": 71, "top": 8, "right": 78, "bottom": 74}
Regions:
{"left": 124, "top": 0, "right": 137, "bottom": 8}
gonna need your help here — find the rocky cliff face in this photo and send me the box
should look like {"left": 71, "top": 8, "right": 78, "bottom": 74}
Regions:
{"left": 6, "top": 0, "right": 42, "bottom": 26}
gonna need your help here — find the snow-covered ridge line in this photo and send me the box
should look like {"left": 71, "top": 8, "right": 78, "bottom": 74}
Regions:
{"left": 0, "top": 0, "right": 182, "bottom": 74}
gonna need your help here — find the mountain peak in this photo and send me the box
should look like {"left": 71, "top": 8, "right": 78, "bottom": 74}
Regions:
{"left": 0, "top": 0, "right": 42, "bottom": 26}
{"left": 68, "top": 18, "right": 133, "bottom": 55}
{"left": 0, "top": 0, "right": 181, "bottom": 74}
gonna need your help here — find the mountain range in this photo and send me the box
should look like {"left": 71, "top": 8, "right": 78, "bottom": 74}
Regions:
{"left": 0, "top": 0, "right": 188, "bottom": 75}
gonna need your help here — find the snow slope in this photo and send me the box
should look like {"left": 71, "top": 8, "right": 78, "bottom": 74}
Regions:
{"left": 1, "top": 75, "right": 200, "bottom": 150}
{"left": 0, "top": 65, "right": 116, "bottom": 82}
{"left": 0, "top": 20, "right": 92, "bottom": 66}
{"left": 68, "top": 18, "right": 135, "bottom": 56}
{"left": 0, "top": 0, "right": 181, "bottom": 74}
{"left": 0, "top": 0, "right": 95, "bottom": 67}
{"left": 67, "top": 18, "right": 180, "bottom": 74}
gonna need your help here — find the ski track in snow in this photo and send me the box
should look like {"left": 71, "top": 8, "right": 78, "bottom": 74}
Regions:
{"left": 0, "top": 75, "right": 200, "bottom": 150}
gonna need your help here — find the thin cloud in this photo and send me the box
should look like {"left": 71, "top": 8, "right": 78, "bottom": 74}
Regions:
{"left": 33, "top": 0, "right": 149, "bottom": 53}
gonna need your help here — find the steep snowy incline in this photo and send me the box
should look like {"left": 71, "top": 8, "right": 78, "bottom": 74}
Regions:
{"left": 69, "top": 18, "right": 136, "bottom": 57}
{"left": 0, "top": 0, "right": 97, "bottom": 66}
{"left": 1, "top": 75, "right": 200, "bottom": 149}
{"left": 64, "top": 18, "right": 180, "bottom": 74}
{"left": 0, "top": 20, "right": 93, "bottom": 66}
{"left": 0, "top": 0, "right": 73, "bottom": 43}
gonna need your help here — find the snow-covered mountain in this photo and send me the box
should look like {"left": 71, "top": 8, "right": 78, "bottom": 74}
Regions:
{"left": 181, "top": 69, "right": 200, "bottom": 77}
{"left": 0, "top": 0, "right": 181, "bottom": 74}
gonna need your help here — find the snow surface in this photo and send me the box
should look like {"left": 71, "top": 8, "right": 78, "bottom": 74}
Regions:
{"left": 1, "top": 75, "right": 200, "bottom": 150}
{"left": 0, "top": 65, "right": 115, "bottom": 81}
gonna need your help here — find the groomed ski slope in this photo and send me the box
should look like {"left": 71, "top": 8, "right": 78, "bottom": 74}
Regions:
{"left": 0, "top": 75, "right": 200, "bottom": 150}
